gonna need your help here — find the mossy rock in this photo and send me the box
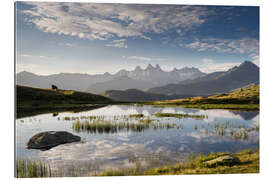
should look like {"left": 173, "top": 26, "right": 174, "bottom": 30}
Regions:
{"left": 26, "top": 131, "right": 81, "bottom": 150}
{"left": 204, "top": 155, "right": 240, "bottom": 167}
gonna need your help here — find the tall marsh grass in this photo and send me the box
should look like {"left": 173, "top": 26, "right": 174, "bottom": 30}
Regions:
{"left": 72, "top": 120, "right": 150, "bottom": 133}
{"left": 16, "top": 159, "right": 51, "bottom": 178}
{"left": 155, "top": 113, "right": 207, "bottom": 120}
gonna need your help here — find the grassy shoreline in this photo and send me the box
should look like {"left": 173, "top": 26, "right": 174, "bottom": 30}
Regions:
{"left": 138, "top": 103, "right": 259, "bottom": 111}
{"left": 17, "top": 104, "right": 108, "bottom": 118}
{"left": 16, "top": 149, "right": 259, "bottom": 177}
{"left": 98, "top": 149, "right": 259, "bottom": 176}
{"left": 16, "top": 85, "right": 259, "bottom": 118}
{"left": 139, "top": 85, "right": 259, "bottom": 111}
{"left": 16, "top": 85, "right": 116, "bottom": 118}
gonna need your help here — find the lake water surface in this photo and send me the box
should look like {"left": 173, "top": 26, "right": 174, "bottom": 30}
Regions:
{"left": 16, "top": 105, "right": 259, "bottom": 176}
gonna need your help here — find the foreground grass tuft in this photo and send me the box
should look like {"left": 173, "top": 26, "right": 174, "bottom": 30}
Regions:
{"left": 16, "top": 149, "right": 259, "bottom": 177}
{"left": 16, "top": 159, "right": 51, "bottom": 178}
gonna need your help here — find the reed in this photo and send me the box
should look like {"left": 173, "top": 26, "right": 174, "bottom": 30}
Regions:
{"left": 129, "top": 114, "right": 144, "bottom": 118}
{"left": 155, "top": 113, "right": 207, "bottom": 120}
{"left": 16, "top": 159, "right": 51, "bottom": 178}
{"left": 72, "top": 120, "right": 151, "bottom": 133}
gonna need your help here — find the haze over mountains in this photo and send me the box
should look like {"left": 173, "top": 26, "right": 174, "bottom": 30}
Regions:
{"left": 148, "top": 61, "right": 259, "bottom": 95}
{"left": 17, "top": 61, "right": 259, "bottom": 101}
{"left": 17, "top": 64, "right": 205, "bottom": 93}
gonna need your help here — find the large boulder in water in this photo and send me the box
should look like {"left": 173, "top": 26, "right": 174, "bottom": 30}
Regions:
{"left": 26, "top": 131, "right": 81, "bottom": 150}
{"left": 204, "top": 155, "right": 240, "bottom": 167}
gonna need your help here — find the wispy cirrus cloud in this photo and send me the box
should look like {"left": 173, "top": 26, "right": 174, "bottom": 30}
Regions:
{"left": 16, "top": 63, "right": 40, "bottom": 72}
{"left": 21, "top": 2, "right": 213, "bottom": 42}
{"left": 186, "top": 37, "right": 259, "bottom": 56}
{"left": 18, "top": 54, "right": 51, "bottom": 59}
{"left": 58, "top": 42, "right": 75, "bottom": 47}
{"left": 19, "top": 54, "right": 33, "bottom": 58}
{"left": 123, "top": 55, "right": 152, "bottom": 62}
{"left": 106, "top": 39, "right": 128, "bottom": 48}
{"left": 202, "top": 58, "right": 214, "bottom": 64}
{"left": 186, "top": 37, "right": 259, "bottom": 66}
{"left": 200, "top": 58, "right": 241, "bottom": 73}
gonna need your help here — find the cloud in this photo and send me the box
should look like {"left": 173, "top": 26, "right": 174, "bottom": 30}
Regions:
{"left": 16, "top": 63, "right": 40, "bottom": 72}
{"left": 19, "top": 54, "right": 33, "bottom": 58}
{"left": 21, "top": 2, "right": 213, "bottom": 41}
{"left": 249, "top": 53, "right": 259, "bottom": 66}
{"left": 106, "top": 39, "right": 128, "bottom": 48}
{"left": 18, "top": 54, "right": 50, "bottom": 59}
{"left": 186, "top": 37, "right": 259, "bottom": 56}
{"left": 202, "top": 58, "right": 214, "bottom": 64}
{"left": 123, "top": 56, "right": 152, "bottom": 62}
{"left": 122, "top": 55, "right": 166, "bottom": 62}
{"left": 200, "top": 58, "right": 241, "bottom": 73}
{"left": 58, "top": 42, "right": 75, "bottom": 47}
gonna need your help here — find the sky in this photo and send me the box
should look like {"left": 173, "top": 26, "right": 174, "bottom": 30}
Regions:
{"left": 15, "top": 2, "right": 259, "bottom": 75}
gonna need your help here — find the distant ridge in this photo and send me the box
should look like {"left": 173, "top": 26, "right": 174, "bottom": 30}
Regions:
{"left": 104, "top": 89, "right": 196, "bottom": 102}
{"left": 17, "top": 64, "right": 205, "bottom": 94}
{"left": 148, "top": 61, "right": 259, "bottom": 95}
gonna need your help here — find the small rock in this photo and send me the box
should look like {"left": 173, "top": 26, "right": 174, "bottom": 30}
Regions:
{"left": 26, "top": 131, "right": 81, "bottom": 150}
{"left": 204, "top": 155, "right": 240, "bottom": 167}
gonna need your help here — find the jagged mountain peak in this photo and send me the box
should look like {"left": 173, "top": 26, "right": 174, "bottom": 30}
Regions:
{"left": 240, "top": 60, "right": 255, "bottom": 66}
{"left": 17, "top": 64, "right": 206, "bottom": 94}
{"left": 155, "top": 64, "right": 162, "bottom": 70}
{"left": 239, "top": 61, "right": 258, "bottom": 69}
{"left": 228, "top": 61, "right": 258, "bottom": 73}
{"left": 135, "top": 65, "right": 142, "bottom": 71}
{"left": 18, "top": 71, "right": 36, "bottom": 76}
{"left": 148, "top": 60, "right": 259, "bottom": 95}
{"left": 177, "top": 66, "right": 202, "bottom": 73}
{"left": 104, "top": 72, "right": 111, "bottom": 76}
{"left": 146, "top": 64, "right": 155, "bottom": 70}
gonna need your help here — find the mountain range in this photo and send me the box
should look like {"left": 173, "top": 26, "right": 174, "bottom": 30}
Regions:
{"left": 16, "top": 61, "right": 259, "bottom": 101}
{"left": 104, "top": 89, "right": 196, "bottom": 102}
{"left": 148, "top": 61, "right": 259, "bottom": 95}
{"left": 17, "top": 64, "right": 205, "bottom": 94}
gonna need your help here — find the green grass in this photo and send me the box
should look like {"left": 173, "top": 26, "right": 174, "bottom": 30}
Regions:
{"left": 98, "top": 149, "right": 259, "bottom": 176}
{"left": 180, "top": 104, "right": 259, "bottom": 110}
{"left": 72, "top": 120, "right": 151, "bottom": 133}
{"left": 68, "top": 114, "right": 258, "bottom": 138}
{"left": 16, "top": 159, "right": 51, "bottom": 178}
{"left": 155, "top": 113, "right": 207, "bottom": 120}
{"left": 17, "top": 85, "right": 113, "bottom": 104}
{"left": 16, "top": 149, "right": 259, "bottom": 177}
{"left": 141, "top": 85, "right": 259, "bottom": 111}
{"left": 129, "top": 114, "right": 144, "bottom": 118}
{"left": 16, "top": 85, "right": 113, "bottom": 118}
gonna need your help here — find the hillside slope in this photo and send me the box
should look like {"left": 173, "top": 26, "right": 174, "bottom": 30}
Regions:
{"left": 104, "top": 89, "right": 196, "bottom": 102}
{"left": 16, "top": 85, "right": 113, "bottom": 118}
{"left": 148, "top": 85, "right": 259, "bottom": 110}
{"left": 17, "top": 85, "right": 112, "bottom": 104}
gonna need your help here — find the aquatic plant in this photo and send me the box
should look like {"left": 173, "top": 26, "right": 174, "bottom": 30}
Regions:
{"left": 155, "top": 113, "right": 207, "bottom": 120}
{"left": 72, "top": 120, "right": 151, "bottom": 133}
{"left": 16, "top": 159, "right": 51, "bottom": 178}
{"left": 129, "top": 114, "right": 144, "bottom": 118}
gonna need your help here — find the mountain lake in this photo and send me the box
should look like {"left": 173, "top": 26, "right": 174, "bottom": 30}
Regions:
{"left": 16, "top": 104, "right": 259, "bottom": 176}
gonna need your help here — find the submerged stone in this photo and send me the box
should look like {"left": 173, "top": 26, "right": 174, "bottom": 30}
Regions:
{"left": 26, "top": 131, "right": 81, "bottom": 150}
